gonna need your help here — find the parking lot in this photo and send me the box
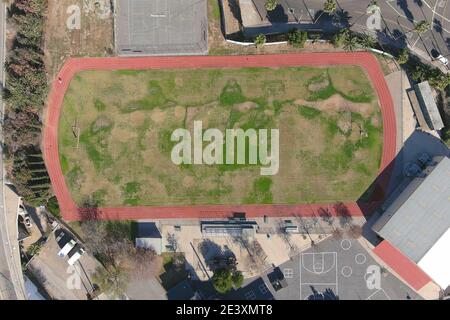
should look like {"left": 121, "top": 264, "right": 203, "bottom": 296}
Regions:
{"left": 28, "top": 231, "right": 100, "bottom": 300}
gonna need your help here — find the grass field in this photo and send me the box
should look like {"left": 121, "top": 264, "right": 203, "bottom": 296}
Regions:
{"left": 58, "top": 66, "right": 382, "bottom": 207}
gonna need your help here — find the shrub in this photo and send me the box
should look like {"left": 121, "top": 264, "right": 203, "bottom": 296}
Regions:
{"left": 232, "top": 271, "right": 244, "bottom": 288}
{"left": 414, "top": 20, "right": 430, "bottom": 34}
{"left": 287, "top": 29, "right": 307, "bottom": 48}
{"left": 212, "top": 268, "right": 233, "bottom": 294}
{"left": 265, "top": 0, "right": 277, "bottom": 11}
{"left": 254, "top": 34, "right": 266, "bottom": 48}
{"left": 332, "top": 29, "right": 349, "bottom": 48}
{"left": 396, "top": 48, "right": 409, "bottom": 65}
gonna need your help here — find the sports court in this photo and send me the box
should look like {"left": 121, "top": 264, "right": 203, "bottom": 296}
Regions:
{"left": 115, "top": 0, "right": 208, "bottom": 55}
{"left": 260, "top": 237, "right": 422, "bottom": 300}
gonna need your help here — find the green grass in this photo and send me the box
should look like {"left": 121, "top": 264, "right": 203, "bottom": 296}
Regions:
{"left": 58, "top": 66, "right": 382, "bottom": 207}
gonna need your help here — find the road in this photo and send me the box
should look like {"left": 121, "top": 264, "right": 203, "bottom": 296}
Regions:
{"left": 0, "top": 1, "right": 26, "bottom": 300}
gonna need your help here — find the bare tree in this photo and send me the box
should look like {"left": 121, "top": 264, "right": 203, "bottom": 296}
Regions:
{"left": 332, "top": 228, "right": 343, "bottom": 239}
{"left": 128, "top": 247, "right": 162, "bottom": 280}
{"left": 166, "top": 233, "right": 178, "bottom": 252}
{"left": 334, "top": 202, "right": 353, "bottom": 228}
{"left": 346, "top": 224, "right": 363, "bottom": 239}
{"left": 244, "top": 240, "right": 268, "bottom": 273}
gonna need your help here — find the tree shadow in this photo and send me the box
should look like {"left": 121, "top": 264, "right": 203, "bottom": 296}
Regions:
{"left": 198, "top": 239, "right": 236, "bottom": 272}
{"left": 332, "top": 8, "right": 351, "bottom": 28}
{"left": 433, "top": 18, "right": 443, "bottom": 35}
{"left": 266, "top": 5, "right": 289, "bottom": 24}
{"left": 396, "top": 0, "right": 414, "bottom": 23}
{"left": 77, "top": 196, "right": 102, "bottom": 221}
{"left": 334, "top": 202, "right": 353, "bottom": 228}
{"left": 376, "top": 28, "right": 407, "bottom": 50}
{"left": 307, "top": 286, "right": 339, "bottom": 300}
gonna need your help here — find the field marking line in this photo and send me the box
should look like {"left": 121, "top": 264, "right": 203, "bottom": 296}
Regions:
{"left": 301, "top": 251, "right": 337, "bottom": 274}
{"left": 423, "top": 0, "right": 450, "bottom": 23}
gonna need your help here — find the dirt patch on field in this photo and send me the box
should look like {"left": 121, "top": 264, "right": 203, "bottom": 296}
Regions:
{"left": 235, "top": 101, "right": 259, "bottom": 112}
{"left": 308, "top": 77, "right": 330, "bottom": 92}
{"left": 295, "top": 94, "right": 376, "bottom": 117}
{"left": 44, "top": 0, "right": 114, "bottom": 78}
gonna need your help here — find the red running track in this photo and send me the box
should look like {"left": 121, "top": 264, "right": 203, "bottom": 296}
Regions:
{"left": 43, "top": 52, "right": 397, "bottom": 221}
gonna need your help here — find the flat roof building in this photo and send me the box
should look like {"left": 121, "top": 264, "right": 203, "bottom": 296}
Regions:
{"left": 201, "top": 219, "right": 258, "bottom": 237}
{"left": 414, "top": 81, "right": 444, "bottom": 131}
{"left": 373, "top": 156, "right": 450, "bottom": 291}
{"left": 115, "top": 0, "right": 208, "bottom": 56}
{"left": 135, "top": 222, "right": 163, "bottom": 254}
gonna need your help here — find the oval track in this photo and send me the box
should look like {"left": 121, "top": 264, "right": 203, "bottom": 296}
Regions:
{"left": 43, "top": 53, "right": 396, "bottom": 221}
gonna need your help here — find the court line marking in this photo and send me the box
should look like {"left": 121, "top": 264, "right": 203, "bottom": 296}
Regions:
{"left": 366, "top": 288, "right": 391, "bottom": 300}
{"left": 300, "top": 252, "right": 339, "bottom": 299}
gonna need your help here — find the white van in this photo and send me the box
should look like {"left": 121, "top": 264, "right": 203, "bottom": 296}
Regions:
{"left": 68, "top": 247, "right": 85, "bottom": 265}
{"left": 57, "top": 239, "right": 76, "bottom": 257}
{"left": 437, "top": 54, "right": 449, "bottom": 66}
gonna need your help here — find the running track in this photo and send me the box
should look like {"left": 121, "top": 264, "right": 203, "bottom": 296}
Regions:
{"left": 43, "top": 52, "right": 396, "bottom": 221}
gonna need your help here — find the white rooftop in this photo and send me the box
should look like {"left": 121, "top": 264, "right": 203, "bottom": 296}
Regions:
{"left": 418, "top": 227, "right": 450, "bottom": 290}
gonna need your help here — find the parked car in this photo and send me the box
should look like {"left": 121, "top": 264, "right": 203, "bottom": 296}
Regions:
{"left": 437, "top": 54, "right": 449, "bottom": 66}
{"left": 18, "top": 214, "right": 32, "bottom": 229}
{"left": 24, "top": 216, "right": 32, "bottom": 229}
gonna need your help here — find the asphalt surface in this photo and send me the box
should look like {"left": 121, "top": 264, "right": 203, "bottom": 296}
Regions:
{"left": 229, "top": 237, "right": 422, "bottom": 300}
{"left": 341, "top": 0, "right": 450, "bottom": 69}
{"left": 247, "top": 0, "right": 450, "bottom": 71}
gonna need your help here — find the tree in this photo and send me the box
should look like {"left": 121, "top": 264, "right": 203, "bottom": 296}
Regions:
{"left": 243, "top": 240, "right": 268, "bottom": 273}
{"left": 212, "top": 268, "right": 234, "bottom": 294}
{"left": 92, "top": 265, "right": 128, "bottom": 299}
{"left": 396, "top": 48, "right": 409, "bottom": 65}
{"left": 343, "top": 34, "right": 360, "bottom": 51}
{"left": 366, "top": 1, "right": 380, "bottom": 14}
{"left": 414, "top": 20, "right": 430, "bottom": 34}
{"left": 428, "top": 72, "right": 450, "bottom": 91}
{"left": 360, "top": 34, "right": 376, "bottom": 50}
{"left": 287, "top": 29, "right": 308, "bottom": 48}
{"left": 323, "top": 0, "right": 337, "bottom": 14}
{"left": 166, "top": 233, "right": 179, "bottom": 252}
{"left": 129, "top": 247, "right": 162, "bottom": 280}
{"left": 334, "top": 202, "right": 353, "bottom": 228}
{"left": 5, "top": 0, "right": 50, "bottom": 206}
{"left": 412, "top": 65, "right": 427, "bottom": 82}
{"left": 332, "top": 29, "right": 349, "bottom": 48}
{"left": 347, "top": 224, "right": 363, "bottom": 239}
{"left": 254, "top": 33, "right": 266, "bottom": 48}
{"left": 265, "top": 0, "right": 277, "bottom": 11}
{"left": 232, "top": 271, "right": 244, "bottom": 288}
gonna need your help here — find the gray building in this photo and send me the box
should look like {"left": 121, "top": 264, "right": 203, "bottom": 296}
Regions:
{"left": 201, "top": 218, "right": 258, "bottom": 237}
{"left": 135, "top": 222, "right": 163, "bottom": 254}
{"left": 115, "top": 0, "right": 208, "bottom": 56}
{"left": 414, "top": 81, "right": 445, "bottom": 131}
{"left": 372, "top": 156, "right": 450, "bottom": 289}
